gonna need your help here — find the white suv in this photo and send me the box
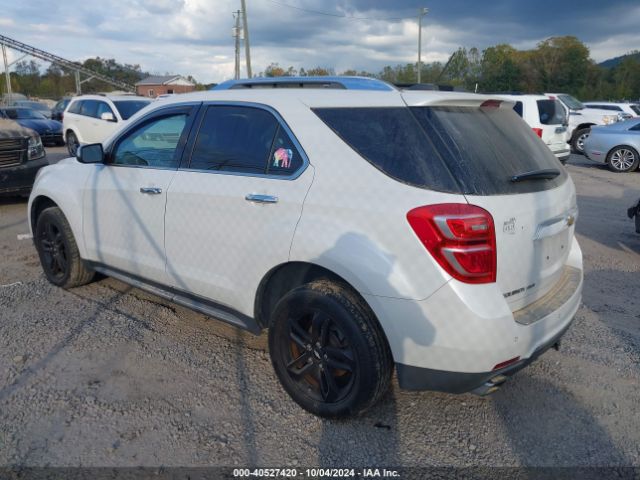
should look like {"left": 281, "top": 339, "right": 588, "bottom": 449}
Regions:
{"left": 497, "top": 94, "right": 570, "bottom": 163}
{"left": 28, "top": 78, "right": 583, "bottom": 418}
{"left": 547, "top": 93, "right": 621, "bottom": 154}
{"left": 63, "top": 94, "right": 151, "bottom": 156}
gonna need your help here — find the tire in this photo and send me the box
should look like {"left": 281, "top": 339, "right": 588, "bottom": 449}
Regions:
{"left": 606, "top": 146, "right": 639, "bottom": 173}
{"left": 66, "top": 131, "right": 79, "bottom": 157}
{"left": 268, "top": 279, "right": 393, "bottom": 418}
{"left": 35, "top": 207, "right": 94, "bottom": 288}
{"left": 571, "top": 128, "right": 591, "bottom": 154}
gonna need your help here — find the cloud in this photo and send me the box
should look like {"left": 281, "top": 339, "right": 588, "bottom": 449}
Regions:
{"left": 0, "top": 0, "right": 637, "bottom": 83}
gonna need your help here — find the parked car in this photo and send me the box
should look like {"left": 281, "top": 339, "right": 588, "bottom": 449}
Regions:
{"left": 583, "top": 118, "right": 640, "bottom": 172}
{"left": 628, "top": 198, "right": 640, "bottom": 233}
{"left": 63, "top": 94, "right": 151, "bottom": 156}
{"left": 13, "top": 100, "right": 52, "bottom": 119}
{"left": 0, "top": 119, "right": 47, "bottom": 195}
{"left": 584, "top": 102, "right": 639, "bottom": 118}
{"left": 0, "top": 107, "right": 64, "bottom": 146}
{"left": 29, "top": 78, "right": 583, "bottom": 418}
{"left": 546, "top": 93, "right": 621, "bottom": 154}
{"left": 51, "top": 97, "right": 72, "bottom": 121}
{"left": 497, "top": 94, "right": 570, "bottom": 163}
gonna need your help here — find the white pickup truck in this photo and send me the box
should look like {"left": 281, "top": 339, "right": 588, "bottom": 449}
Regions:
{"left": 546, "top": 93, "right": 622, "bottom": 154}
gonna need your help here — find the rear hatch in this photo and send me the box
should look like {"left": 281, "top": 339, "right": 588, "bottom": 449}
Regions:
{"left": 537, "top": 99, "right": 569, "bottom": 155}
{"left": 400, "top": 93, "right": 577, "bottom": 309}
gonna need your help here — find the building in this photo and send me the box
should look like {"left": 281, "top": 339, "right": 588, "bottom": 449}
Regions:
{"left": 135, "top": 75, "right": 196, "bottom": 98}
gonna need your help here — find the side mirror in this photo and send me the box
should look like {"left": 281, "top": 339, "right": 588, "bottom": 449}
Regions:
{"left": 100, "top": 112, "right": 116, "bottom": 122}
{"left": 77, "top": 143, "right": 104, "bottom": 164}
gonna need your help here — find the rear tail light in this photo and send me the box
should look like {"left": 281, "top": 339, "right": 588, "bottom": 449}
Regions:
{"left": 532, "top": 127, "right": 543, "bottom": 138}
{"left": 407, "top": 204, "right": 497, "bottom": 284}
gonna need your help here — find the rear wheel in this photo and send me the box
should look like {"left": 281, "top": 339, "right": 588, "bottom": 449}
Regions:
{"left": 35, "top": 207, "right": 94, "bottom": 288}
{"left": 268, "top": 280, "right": 393, "bottom": 418}
{"left": 571, "top": 128, "right": 590, "bottom": 154}
{"left": 607, "top": 146, "right": 639, "bottom": 173}
{"left": 66, "top": 131, "right": 79, "bottom": 157}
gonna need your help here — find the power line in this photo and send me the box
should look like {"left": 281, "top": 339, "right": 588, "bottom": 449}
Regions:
{"left": 264, "top": 0, "right": 409, "bottom": 21}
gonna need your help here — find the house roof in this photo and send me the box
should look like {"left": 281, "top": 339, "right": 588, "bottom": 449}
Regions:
{"left": 135, "top": 75, "right": 192, "bottom": 86}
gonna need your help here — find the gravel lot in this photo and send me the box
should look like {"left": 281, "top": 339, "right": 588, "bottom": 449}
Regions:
{"left": 1, "top": 148, "right": 639, "bottom": 468}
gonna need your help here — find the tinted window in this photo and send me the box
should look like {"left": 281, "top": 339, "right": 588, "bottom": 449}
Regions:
{"left": 513, "top": 102, "right": 523, "bottom": 117}
{"left": 189, "top": 106, "right": 279, "bottom": 174}
{"left": 587, "top": 104, "right": 620, "bottom": 111}
{"left": 96, "top": 101, "right": 115, "bottom": 119}
{"left": 80, "top": 100, "right": 99, "bottom": 118}
{"left": 314, "top": 106, "right": 566, "bottom": 195}
{"left": 113, "top": 100, "right": 151, "bottom": 120}
{"left": 537, "top": 100, "right": 565, "bottom": 125}
{"left": 630, "top": 123, "right": 640, "bottom": 131}
{"left": 54, "top": 99, "right": 70, "bottom": 112}
{"left": 631, "top": 105, "right": 640, "bottom": 115}
{"left": 67, "top": 100, "right": 83, "bottom": 114}
{"left": 112, "top": 114, "right": 187, "bottom": 168}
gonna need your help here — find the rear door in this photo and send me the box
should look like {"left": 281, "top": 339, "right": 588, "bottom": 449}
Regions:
{"left": 164, "top": 103, "right": 313, "bottom": 316}
{"left": 537, "top": 99, "right": 569, "bottom": 155}
{"left": 404, "top": 98, "right": 577, "bottom": 310}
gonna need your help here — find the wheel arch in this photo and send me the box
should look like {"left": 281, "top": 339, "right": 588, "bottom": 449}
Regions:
{"left": 254, "top": 261, "right": 386, "bottom": 336}
{"left": 30, "top": 195, "right": 59, "bottom": 234}
{"left": 573, "top": 123, "right": 595, "bottom": 136}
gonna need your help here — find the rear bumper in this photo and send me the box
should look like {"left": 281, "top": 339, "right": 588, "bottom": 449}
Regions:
{"left": 0, "top": 156, "right": 49, "bottom": 195}
{"left": 396, "top": 319, "right": 571, "bottom": 393}
{"left": 363, "top": 237, "right": 583, "bottom": 393}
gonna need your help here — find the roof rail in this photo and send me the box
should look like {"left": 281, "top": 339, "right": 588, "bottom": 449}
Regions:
{"left": 395, "top": 83, "right": 467, "bottom": 92}
{"left": 212, "top": 76, "right": 396, "bottom": 92}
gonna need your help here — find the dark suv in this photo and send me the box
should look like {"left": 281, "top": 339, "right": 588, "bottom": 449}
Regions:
{"left": 0, "top": 119, "right": 47, "bottom": 196}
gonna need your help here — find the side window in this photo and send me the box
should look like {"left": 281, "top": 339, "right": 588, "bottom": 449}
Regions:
{"left": 68, "top": 100, "right": 83, "bottom": 114}
{"left": 111, "top": 114, "right": 188, "bottom": 168}
{"left": 630, "top": 123, "right": 640, "bottom": 131}
{"left": 189, "top": 106, "right": 279, "bottom": 174}
{"left": 513, "top": 102, "right": 523, "bottom": 117}
{"left": 80, "top": 100, "right": 99, "bottom": 118}
{"left": 266, "top": 125, "right": 303, "bottom": 175}
{"left": 96, "top": 101, "right": 115, "bottom": 119}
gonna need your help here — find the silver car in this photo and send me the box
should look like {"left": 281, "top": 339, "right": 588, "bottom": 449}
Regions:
{"left": 583, "top": 118, "right": 640, "bottom": 172}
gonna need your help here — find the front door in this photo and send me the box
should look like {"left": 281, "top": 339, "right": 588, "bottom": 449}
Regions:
{"left": 82, "top": 105, "right": 199, "bottom": 284}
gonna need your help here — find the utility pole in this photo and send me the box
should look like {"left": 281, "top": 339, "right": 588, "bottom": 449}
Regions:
{"left": 240, "top": 0, "right": 252, "bottom": 78}
{"left": 417, "top": 7, "right": 429, "bottom": 84}
{"left": 233, "top": 10, "right": 242, "bottom": 80}
{"left": 2, "top": 44, "right": 11, "bottom": 100}
{"left": 75, "top": 70, "right": 81, "bottom": 95}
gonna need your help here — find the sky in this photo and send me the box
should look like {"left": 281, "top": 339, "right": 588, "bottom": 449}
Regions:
{"left": 0, "top": 0, "right": 639, "bottom": 83}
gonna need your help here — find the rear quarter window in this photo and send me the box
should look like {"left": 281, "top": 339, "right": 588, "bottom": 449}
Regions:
{"left": 67, "top": 100, "right": 82, "bottom": 114}
{"left": 537, "top": 100, "right": 565, "bottom": 125}
{"left": 314, "top": 105, "right": 567, "bottom": 195}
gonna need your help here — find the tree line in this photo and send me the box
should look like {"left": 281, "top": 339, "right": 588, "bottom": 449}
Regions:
{"left": 263, "top": 36, "right": 640, "bottom": 101}
{"left": 1, "top": 36, "right": 638, "bottom": 101}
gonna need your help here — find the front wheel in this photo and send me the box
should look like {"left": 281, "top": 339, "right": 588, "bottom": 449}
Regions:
{"left": 607, "top": 146, "right": 639, "bottom": 173}
{"left": 66, "top": 131, "right": 79, "bottom": 157}
{"left": 571, "top": 128, "right": 590, "bottom": 154}
{"left": 268, "top": 280, "right": 393, "bottom": 418}
{"left": 35, "top": 207, "right": 95, "bottom": 288}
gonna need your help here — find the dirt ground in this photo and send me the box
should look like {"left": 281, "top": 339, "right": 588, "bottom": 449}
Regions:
{"left": 0, "top": 148, "right": 639, "bottom": 468}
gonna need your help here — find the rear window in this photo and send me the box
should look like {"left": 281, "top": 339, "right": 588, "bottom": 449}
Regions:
{"left": 113, "top": 100, "right": 151, "bottom": 120}
{"left": 537, "top": 100, "right": 565, "bottom": 125}
{"left": 313, "top": 106, "right": 567, "bottom": 195}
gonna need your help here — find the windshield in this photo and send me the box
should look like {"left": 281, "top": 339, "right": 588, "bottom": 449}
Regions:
{"left": 17, "top": 101, "right": 49, "bottom": 111}
{"left": 631, "top": 105, "right": 640, "bottom": 116}
{"left": 314, "top": 105, "right": 567, "bottom": 195}
{"left": 558, "top": 94, "right": 584, "bottom": 110}
{"left": 4, "top": 109, "right": 46, "bottom": 120}
{"left": 113, "top": 100, "right": 151, "bottom": 120}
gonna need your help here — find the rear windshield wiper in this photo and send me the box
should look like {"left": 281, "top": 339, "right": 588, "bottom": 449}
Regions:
{"left": 510, "top": 169, "right": 561, "bottom": 183}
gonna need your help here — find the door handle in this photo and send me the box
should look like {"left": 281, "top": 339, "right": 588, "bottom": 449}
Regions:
{"left": 245, "top": 194, "right": 278, "bottom": 204}
{"left": 140, "top": 187, "right": 162, "bottom": 195}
